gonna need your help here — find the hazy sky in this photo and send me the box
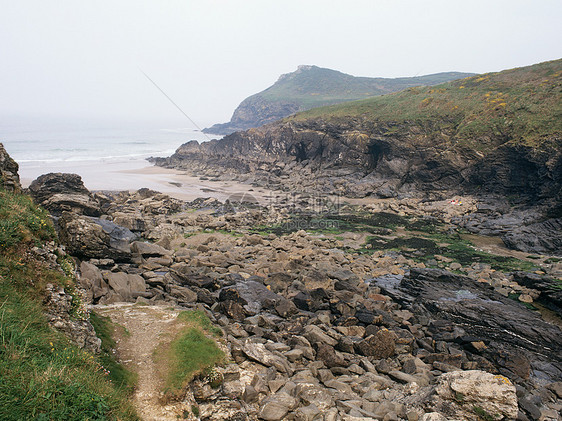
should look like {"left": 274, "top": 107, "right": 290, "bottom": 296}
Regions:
{"left": 1, "top": 0, "right": 561, "bottom": 128}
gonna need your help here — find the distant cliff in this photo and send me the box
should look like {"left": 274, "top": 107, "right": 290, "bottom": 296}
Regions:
{"left": 204, "top": 65, "right": 474, "bottom": 135}
{"left": 155, "top": 60, "right": 562, "bottom": 213}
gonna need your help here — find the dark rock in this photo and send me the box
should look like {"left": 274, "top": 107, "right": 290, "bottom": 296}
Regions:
{"left": 354, "top": 329, "right": 396, "bottom": 359}
{"left": 28, "top": 173, "right": 100, "bottom": 216}
{"left": 315, "top": 343, "right": 346, "bottom": 368}
{"left": 58, "top": 212, "right": 132, "bottom": 262}
{"left": 512, "top": 271, "right": 562, "bottom": 315}
{"left": 0, "top": 143, "right": 21, "bottom": 192}
{"left": 378, "top": 268, "right": 562, "bottom": 384}
{"left": 502, "top": 218, "right": 562, "bottom": 255}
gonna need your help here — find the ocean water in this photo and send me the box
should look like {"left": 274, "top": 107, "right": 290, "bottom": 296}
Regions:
{"left": 0, "top": 117, "right": 217, "bottom": 191}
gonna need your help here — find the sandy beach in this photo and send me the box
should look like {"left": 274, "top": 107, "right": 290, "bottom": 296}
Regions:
{"left": 19, "top": 158, "right": 275, "bottom": 203}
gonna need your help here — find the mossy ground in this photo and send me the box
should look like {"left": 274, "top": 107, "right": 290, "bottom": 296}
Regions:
{"left": 253, "top": 209, "right": 542, "bottom": 275}
{"left": 155, "top": 310, "right": 224, "bottom": 398}
{"left": 0, "top": 188, "right": 138, "bottom": 420}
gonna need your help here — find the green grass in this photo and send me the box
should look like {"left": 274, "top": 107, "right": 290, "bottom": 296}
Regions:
{"left": 161, "top": 329, "right": 224, "bottom": 393}
{"left": 0, "top": 282, "right": 138, "bottom": 420}
{"left": 292, "top": 59, "right": 562, "bottom": 151}
{"left": 157, "top": 310, "right": 225, "bottom": 396}
{"left": 256, "top": 66, "right": 472, "bottom": 110}
{"left": 0, "top": 187, "right": 138, "bottom": 420}
{"left": 0, "top": 189, "right": 56, "bottom": 250}
{"left": 89, "top": 312, "right": 137, "bottom": 394}
{"left": 363, "top": 231, "right": 537, "bottom": 272}
{"left": 177, "top": 310, "right": 223, "bottom": 337}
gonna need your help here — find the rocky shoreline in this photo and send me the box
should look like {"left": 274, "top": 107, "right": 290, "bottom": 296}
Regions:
{"left": 19, "top": 168, "right": 562, "bottom": 421}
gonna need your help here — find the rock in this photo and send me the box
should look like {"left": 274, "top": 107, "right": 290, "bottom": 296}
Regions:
{"left": 28, "top": 173, "right": 100, "bottom": 216}
{"left": 43, "top": 283, "right": 101, "bottom": 354}
{"left": 420, "top": 414, "right": 447, "bottom": 421}
{"left": 435, "top": 370, "right": 518, "bottom": 420}
{"left": 512, "top": 271, "right": 562, "bottom": 315}
{"left": 258, "top": 392, "right": 298, "bottom": 421}
{"left": 58, "top": 212, "right": 133, "bottom": 261}
{"left": 303, "top": 325, "right": 338, "bottom": 347}
{"left": 104, "top": 272, "right": 146, "bottom": 302}
{"left": 242, "top": 384, "right": 259, "bottom": 403}
{"left": 242, "top": 342, "right": 292, "bottom": 373}
{"left": 130, "top": 241, "right": 170, "bottom": 257}
{"left": 502, "top": 218, "right": 562, "bottom": 255}
{"left": 0, "top": 143, "right": 21, "bottom": 192}
{"left": 79, "top": 261, "right": 108, "bottom": 302}
{"left": 294, "top": 404, "right": 322, "bottom": 421}
{"left": 378, "top": 268, "right": 562, "bottom": 384}
{"left": 355, "top": 328, "right": 396, "bottom": 359}
{"left": 169, "top": 285, "right": 197, "bottom": 303}
{"left": 315, "top": 343, "right": 346, "bottom": 368}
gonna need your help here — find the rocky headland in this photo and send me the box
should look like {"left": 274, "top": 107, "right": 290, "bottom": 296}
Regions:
{"left": 204, "top": 65, "right": 474, "bottom": 135}
{"left": 153, "top": 60, "right": 562, "bottom": 256}
{"left": 2, "top": 59, "right": 561, "bottom": 421}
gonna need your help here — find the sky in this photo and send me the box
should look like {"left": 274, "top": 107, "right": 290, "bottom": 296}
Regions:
{"left": 0, "top": 0, "right": 561, "bottom": 128}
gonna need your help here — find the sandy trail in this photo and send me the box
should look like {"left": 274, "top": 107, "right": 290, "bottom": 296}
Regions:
{"left": 95, "top": 304, "right": 191, "bottom": 421}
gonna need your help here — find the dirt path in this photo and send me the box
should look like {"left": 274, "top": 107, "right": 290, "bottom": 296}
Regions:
{"left": 95, "top": 303, "right": 192, "bottom": 421}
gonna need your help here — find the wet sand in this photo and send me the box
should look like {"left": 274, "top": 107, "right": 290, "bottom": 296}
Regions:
{"left": 19, "top": 159, "right": 276, "bottom": 203}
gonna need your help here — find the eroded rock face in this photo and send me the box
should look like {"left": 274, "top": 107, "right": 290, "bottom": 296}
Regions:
{"left": 0, "top": 142, "right": 21, "bottom": 192}
{"left": 378, "top": 268, "right": 562, "bottom": 384}
{"left": 28, "top": 173, "right": 101, "bottom": 216}
{"left": 44, "top": 283, "right": 101, "bottom": 354}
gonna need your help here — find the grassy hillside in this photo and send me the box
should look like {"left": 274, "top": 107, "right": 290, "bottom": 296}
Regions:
{"left": 292, "top": 59, "right": 562, "bottom": 150}
{"left": 258, "top": 65, "right": 473, "bottom": 109}
{"left": 205, "top": 65, "right": 473, "bottom": 134}
{"left": 0, "top": 188, "right": 137, "bottom": 420}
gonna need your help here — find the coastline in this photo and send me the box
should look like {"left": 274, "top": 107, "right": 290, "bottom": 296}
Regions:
{"left": 19, "top": 158, "right": 275, "bottom": 203}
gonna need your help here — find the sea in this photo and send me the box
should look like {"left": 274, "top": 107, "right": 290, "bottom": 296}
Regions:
{"left": 0, "top": 116, "right": 218, "bottom": 192}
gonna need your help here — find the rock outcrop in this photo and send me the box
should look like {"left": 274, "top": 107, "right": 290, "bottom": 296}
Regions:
{"left": 0, "top": 142, "right": 21, "bottom": 192}
{"left": 28, "top": 172, "right": 101, "bottom": 216}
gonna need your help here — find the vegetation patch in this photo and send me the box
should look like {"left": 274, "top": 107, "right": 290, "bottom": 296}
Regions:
{"left": 364, "top": 231, "right": 537, "bottom": 272}
{"left": 157, "top": 310, "right": 224, "bottom": 397}
{"left": 0, "top": 282, "right": 137, "bottom": 420}
{"left": 0, "top": 187, "right": 138, "bottom": 420}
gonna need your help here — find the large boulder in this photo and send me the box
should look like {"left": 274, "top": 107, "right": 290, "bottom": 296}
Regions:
{"left": 0, "top": 143, "right": 21, "bottom": 192}
{"left": 103, "top": 272, "right": 147, "bottom": 302}
{"left": 502, "top": 217, "right": 562, "bottom": 255}
{"left": 58, "top": 212, "right": 134, "bottom": 261}
{"left": 28, "top": 173, "right": 100, "bottom": 216}
{"left": 434, "top": 370, "right": 518, "bottom": 420}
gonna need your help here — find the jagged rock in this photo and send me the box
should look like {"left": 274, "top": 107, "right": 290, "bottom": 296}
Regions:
{"left": 242, "top": 342, "right": 292, "bottom": 374}
{"left": 28, "top": 173, "right": 100, "bottom": 216}
{"left": 58, "top": 212, "right": 133, "bottom": 261}
{"left": 315, "top": 343, "right": 346, "bottom": 368}
{"left": 512, "top": 271, "right": 562, "bottom": 315}
{"left": 303, "top": 325, "right": 338, "bottom": 347}
{"left": 434, "top": 370, "right": 518, "bottom": 420}
{"left": 502, "top": 218, "right": 562, "bottom": 254}
{"left": 0, "top": 143, "right": 21, "bottom": 192}
{"left": 378, "top": 268, "right": 562, "bottom": 384}
{"left": 130, "top": 241, "right": 170, "bottom": 257}
{"left": 104, "top": 272, "right": 147, "bottom": 302}
{"left": 354, "top": 328, "right": 396, "bottom": 359}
